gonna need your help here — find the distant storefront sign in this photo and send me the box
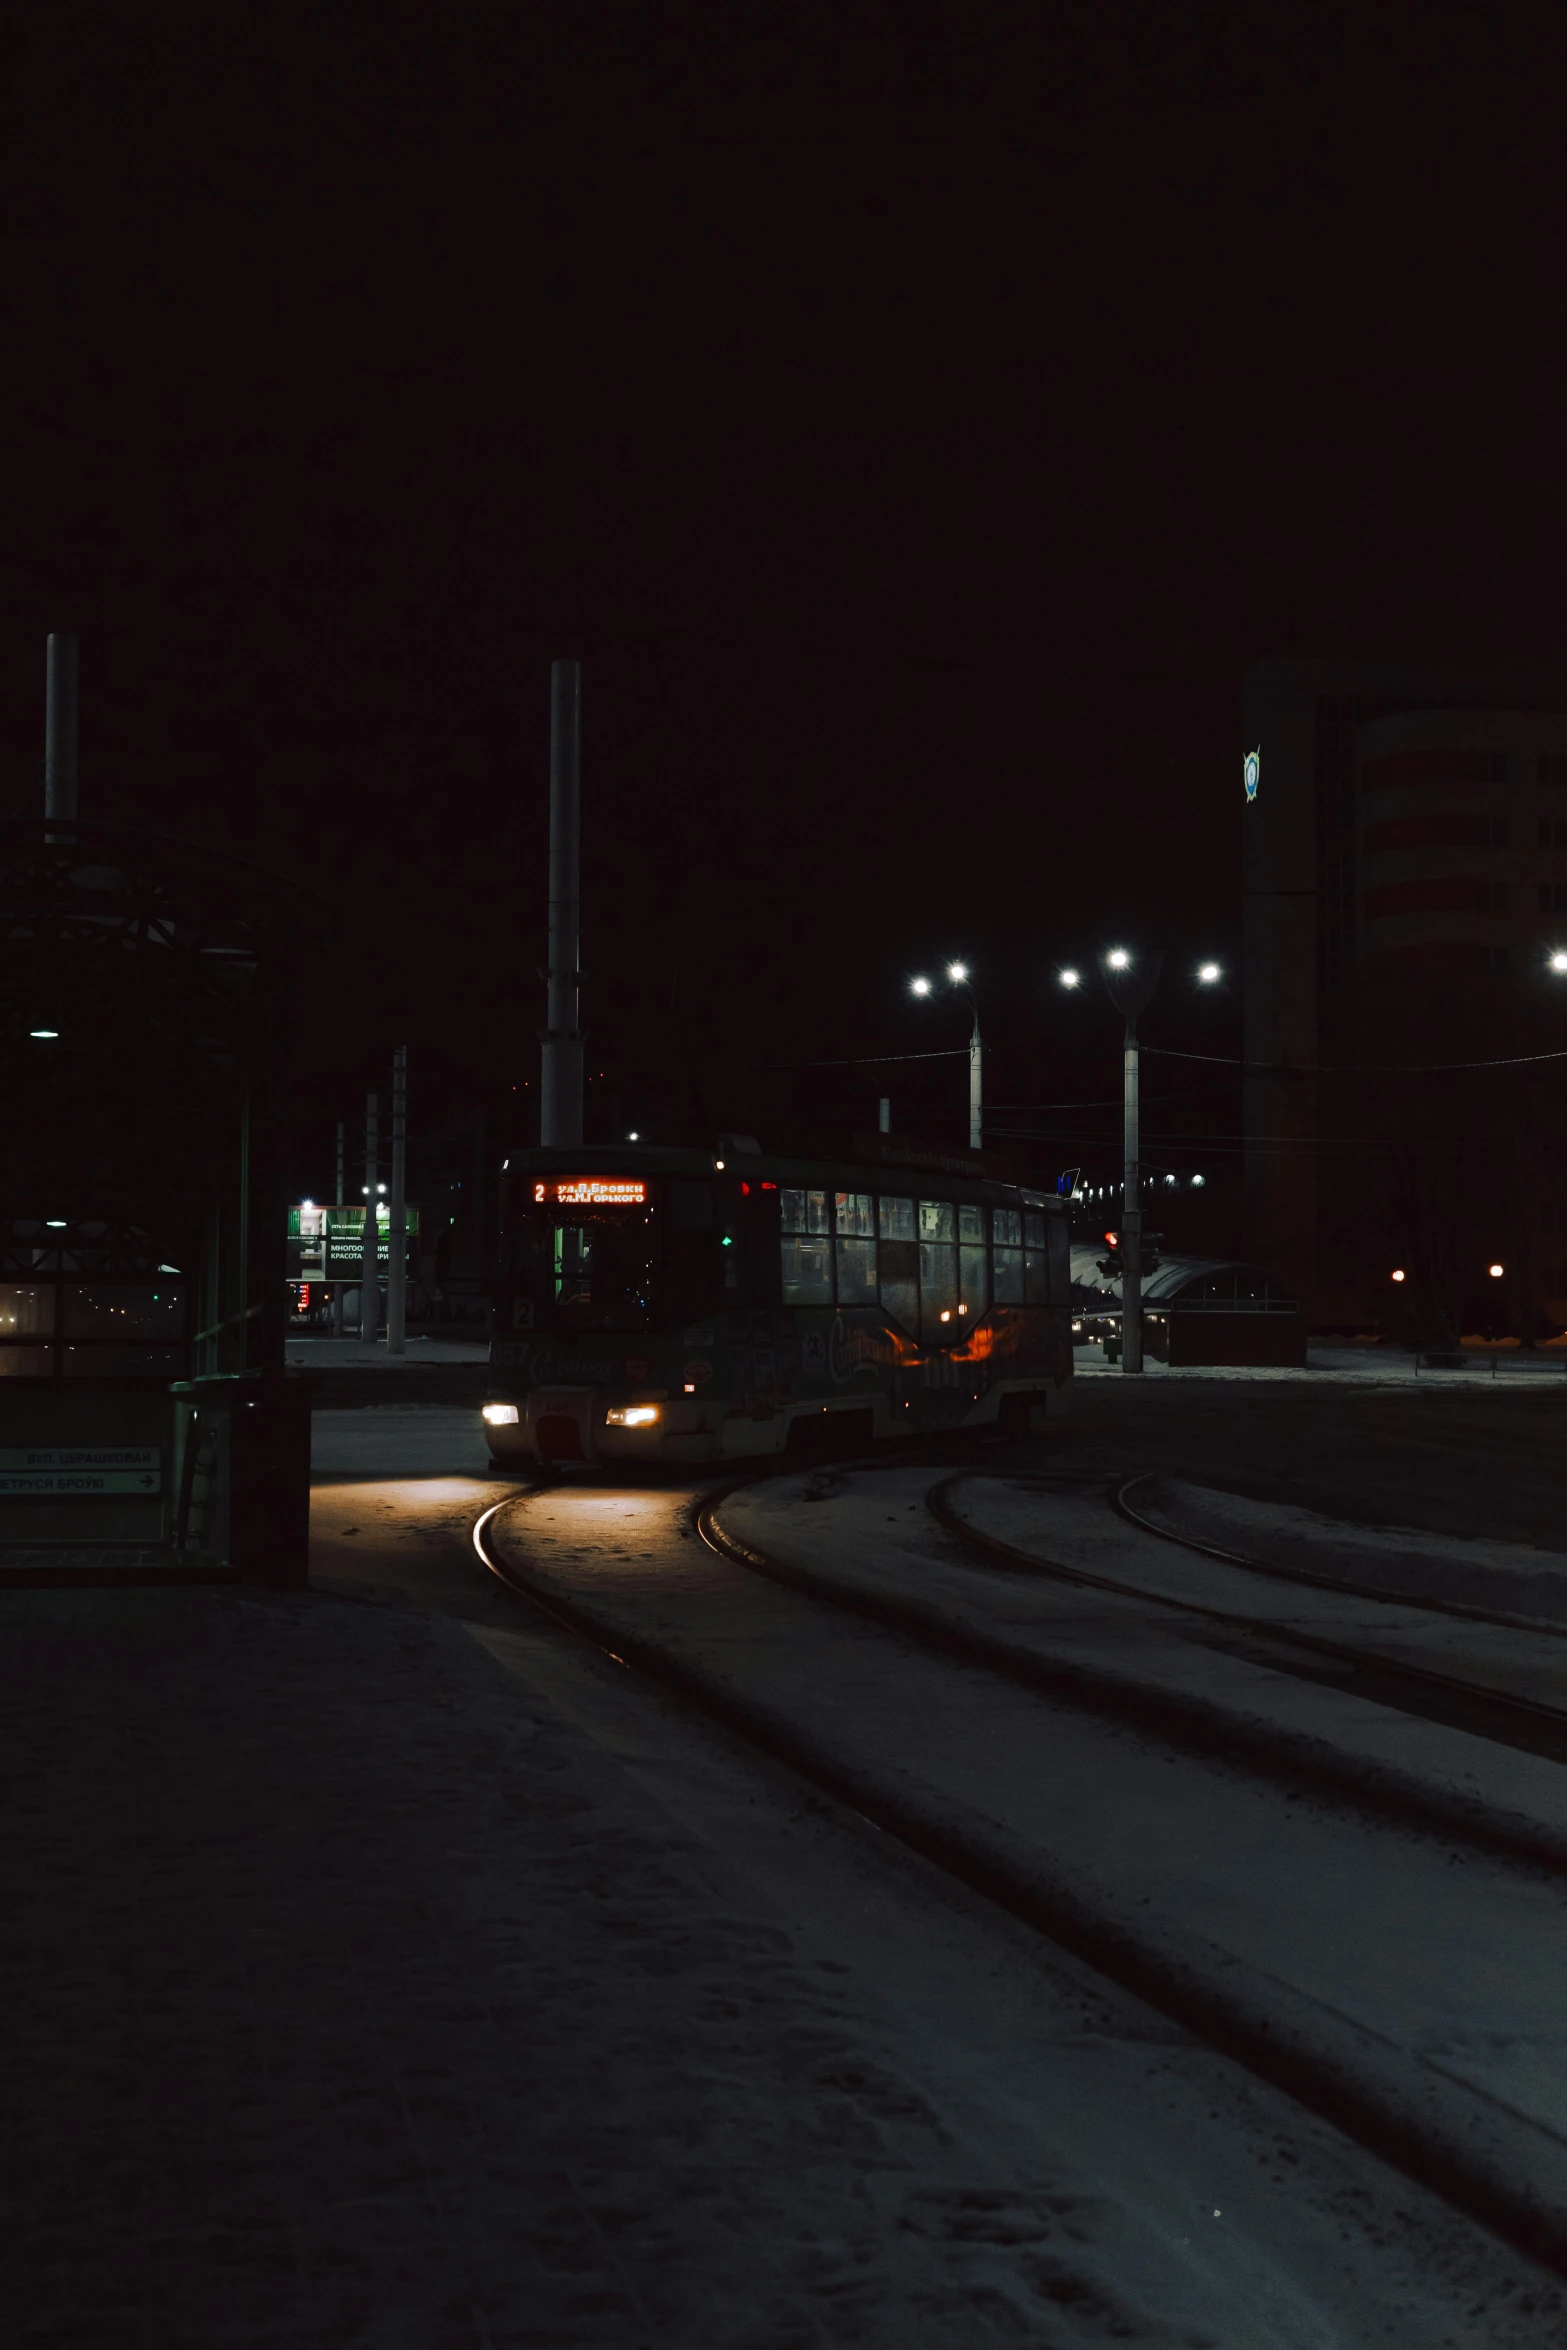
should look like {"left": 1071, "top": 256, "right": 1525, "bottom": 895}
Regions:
{"left": 286, "top": 1204, "right": 421, "bottom": 1283}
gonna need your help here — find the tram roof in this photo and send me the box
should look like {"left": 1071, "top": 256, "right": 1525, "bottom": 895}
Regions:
{"left": 503, "top": 1141, "right": 1066, "bottom": 1209}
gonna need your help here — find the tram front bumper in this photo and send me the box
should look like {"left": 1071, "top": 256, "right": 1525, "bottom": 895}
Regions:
{"left": 482, "top": 1390, "right": 718, "bottom": 1465}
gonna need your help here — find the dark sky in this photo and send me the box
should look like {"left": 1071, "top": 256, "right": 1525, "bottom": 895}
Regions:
{"left": 4, "top": 5, "right": 1563, "bottom": 1194}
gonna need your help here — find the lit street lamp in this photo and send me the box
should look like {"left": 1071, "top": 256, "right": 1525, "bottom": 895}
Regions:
{"left": 1062, "top": 948, "right": 1223, "bottom": 1376}
{"left": 911, "top": 962, "right": 983, "bottom": 1150}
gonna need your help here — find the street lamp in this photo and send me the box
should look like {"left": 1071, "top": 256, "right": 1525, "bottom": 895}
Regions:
{"left": 1099, "top": 949, "right": 1161, "bottom": 1375}
{"left": 911, "top": 963, "right": 983, "bottom": 1150}
{"left": 1059, "top": 947, "right": 1223, "bottom": 1376}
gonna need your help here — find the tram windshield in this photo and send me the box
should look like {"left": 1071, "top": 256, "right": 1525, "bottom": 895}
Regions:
{"left": 541, "top": 1213, "right": 659, "bottom": 1334}
{"left": 510, "top": 1179, "right": 662, "bottom": 1336}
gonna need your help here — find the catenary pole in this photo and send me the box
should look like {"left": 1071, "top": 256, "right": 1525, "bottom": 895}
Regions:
{"left": 387, "top": 1046, "right": 407, "bottom": 1354}
{"left": 540, "top": 659, "right": 583, "bottom": 1147}
{"left": 361, "top": 1092, "right": 379, "bottom": 1343}
{"left": 968, "top": 1002, "right": 983, "bottom": 1152}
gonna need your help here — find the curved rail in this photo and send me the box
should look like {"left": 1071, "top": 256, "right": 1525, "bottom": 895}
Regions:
{"left": 930, "top": 1472, "right": 1567, "bottom": 1773}
{"left": 470, "top": 1476, "right": 1567, "bottom": 2282}
{"left": 1114, "top": 1471, "right": 1567, "bottom": 1641}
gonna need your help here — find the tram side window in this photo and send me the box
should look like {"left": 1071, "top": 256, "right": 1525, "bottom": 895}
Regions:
{"left": 992, "top": 1207, "right": 1024, "bottom": 1303}
{"left": 780, "top": 1188, "right": 833, "bottom": 1305}
{"left": 958, "top": 1202, "right": 988, "bottom": 1314}
{"left": 918, "top": 1200, "right": 958, "bottom": 1334}
{"left": 834, "top": 1191, "right": 878, "bottom": 1305}
{"left": 877, "top": 1196, "right": 918, "bottom": 1331}
{"left": 1047, "top": 1214, "right": 1069, "bottom": 1303}
{"left": 1024, "top": 1211, "right": 1049, "bottom": 1303}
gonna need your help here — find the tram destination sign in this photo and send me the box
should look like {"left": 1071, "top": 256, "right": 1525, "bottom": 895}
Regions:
{"left": 0, "top": 1446, "right": 163, "bottom": 1497}
{"left": 532, "top": 1177, "right": 648, "bottom": 1207}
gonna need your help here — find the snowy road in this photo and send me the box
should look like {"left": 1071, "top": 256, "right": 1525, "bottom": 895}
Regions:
{"left": 450, "top": 1454, "right": 1567, "bottom": 2341}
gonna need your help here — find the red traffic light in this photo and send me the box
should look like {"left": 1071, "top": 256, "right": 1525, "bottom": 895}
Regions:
{"left": 1103, "top": 1230, "right": 1119, "bottom": 1247}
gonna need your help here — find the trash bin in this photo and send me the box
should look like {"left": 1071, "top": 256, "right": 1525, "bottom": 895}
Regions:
{"left": 170, "top": 1373, "right": 314, "bottom": 1586}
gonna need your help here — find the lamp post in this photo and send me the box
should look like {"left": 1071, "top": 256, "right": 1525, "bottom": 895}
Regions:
{"left": 912, "top": 962, "right": 982, "bottom": 1150}
{"left": 1061, "top": 950, "right": 1223, "bottom": 1375}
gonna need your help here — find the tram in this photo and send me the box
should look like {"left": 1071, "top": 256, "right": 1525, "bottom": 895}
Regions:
{"left": 480, "top": 1141, "right": 1072, "bottom": 1467}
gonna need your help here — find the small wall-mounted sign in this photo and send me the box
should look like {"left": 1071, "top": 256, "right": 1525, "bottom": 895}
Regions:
{"left": 0, "top": 1445, "right": 162, "bottom": 1497}
{"left": 1243, "top": 745, "right": 1261, "bottom": 803}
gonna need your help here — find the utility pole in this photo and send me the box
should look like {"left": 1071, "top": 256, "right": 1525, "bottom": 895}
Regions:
{"left": 1100, "top": 949, "right": 1163, "bottom": 1377}
{"left": 966, "top": 1002, "right": 983, "bottom": 1152}
{"left": 331, "top": 1120, "right": 345, "bottom": 1335}
{"left": 909, "top": 963, "right": 982, "bottom": 1150}
{"left": 540, "top": 658, "right": 583, "bottom": 1147}
{"left": 361, "top": 1092, "right": 379, "bottom": 1344}
{"left": 387, "top": 1046, "right": 407, "bottom": 1355}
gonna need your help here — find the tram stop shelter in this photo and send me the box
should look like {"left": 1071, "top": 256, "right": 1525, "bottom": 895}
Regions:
{"left": 1071, "top": 1248, "right": 1307, "bottom": 1368}
{"left": 0, "top": 819, "right": 316, "bottom": 1583}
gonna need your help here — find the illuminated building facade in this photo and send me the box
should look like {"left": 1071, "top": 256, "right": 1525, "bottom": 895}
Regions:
{"left": 1242, "top": 658, "right": 1567, "bottom": 1327}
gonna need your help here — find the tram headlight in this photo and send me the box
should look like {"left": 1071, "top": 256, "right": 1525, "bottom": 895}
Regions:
{"left": 605, "top": 1404, "right": 660, "bottom": 1427}
{"left": 482, "top": 1402, "right": 520, "bottom": 1425}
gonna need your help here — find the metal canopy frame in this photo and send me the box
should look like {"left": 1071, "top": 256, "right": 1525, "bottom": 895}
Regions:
{"left": 0, "top": 818, "right": 319, "bottom": 1383}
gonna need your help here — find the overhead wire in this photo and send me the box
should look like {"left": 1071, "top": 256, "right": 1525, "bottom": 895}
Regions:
{"left": 1145, "top": 1043, "right": 1567, "bottom": 1074}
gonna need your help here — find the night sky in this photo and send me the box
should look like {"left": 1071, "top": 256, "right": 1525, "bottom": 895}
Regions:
{"left": 5, "top": 7, "right": 1563, "bottom": 1207}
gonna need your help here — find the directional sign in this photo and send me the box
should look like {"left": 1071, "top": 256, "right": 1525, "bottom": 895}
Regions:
{"left": 0, "top": 1445, "right": 162, "bottom": 1497}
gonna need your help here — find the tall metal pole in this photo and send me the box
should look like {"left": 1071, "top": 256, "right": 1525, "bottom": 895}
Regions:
{"left": 361, "top": 1092, "right": 380, "bottom": 1343}
{"left": 45, "top": 633, "right": 79, "bottom": 824}
{"left": 968, "top": 1004, "right": 983, "bottom": 1152}
{"left": 1121, "top": 1017, "right": 1143, "bottom": 1374}
{"left": 387, "top": 1046, "right": 407, "bottom": 1355}
{"left": 540, "top": 658, "right": 583, "bottom": 1147}
{"left": 331, "top": 1120, "right": 345, "bottom": 1336}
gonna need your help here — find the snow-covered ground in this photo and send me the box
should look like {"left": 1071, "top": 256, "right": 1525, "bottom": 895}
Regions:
{"left": 483, "top": 1462, "right": 1567, "bottom": 2335}
{"left": 1076, "top": 1343, "right": 1567, "bottom": 1386}
{"left": 311, "top": 1399, "right": 493, "bottom": 1478}
{"left": 1126, "top": 1470, "right": 1567, "bottom": 1622}
{"left": 291, "top": 1410, "right": 1567, "bottom": 2336}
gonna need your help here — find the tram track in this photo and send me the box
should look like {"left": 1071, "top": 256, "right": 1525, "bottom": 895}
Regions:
{"left": 700, "top": 1471, "right": 1567, "bottom": 1879}
{"left": 931, "top": 1473, "right": 1567, "bottom": 1779}
{"left": 470, "top": 1467, "right": 1567, "bottom": 2282}
{"left": 1112, "top": 1469, "right": 1567, "bottom": 1641}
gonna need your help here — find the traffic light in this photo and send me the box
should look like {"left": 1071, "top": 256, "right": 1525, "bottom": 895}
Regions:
{"left": 1095, "top": 1228, "right": 1163, "bottom": 1280}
